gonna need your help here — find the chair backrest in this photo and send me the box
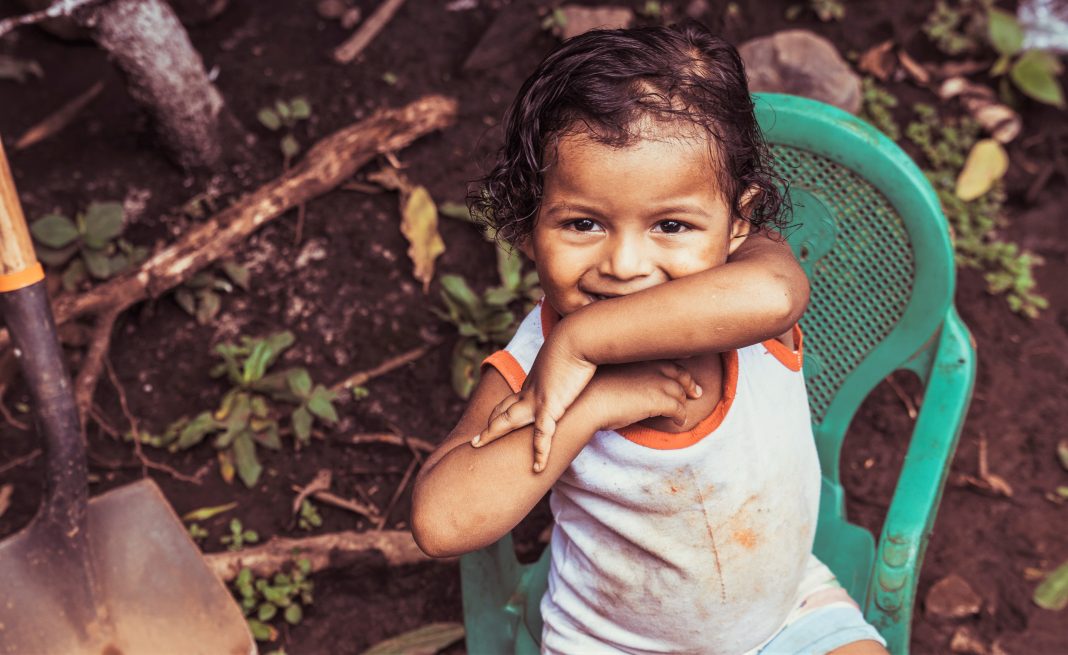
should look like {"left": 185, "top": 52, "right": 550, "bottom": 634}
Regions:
{"left": 755, "top": 93, "right": 956, "bottom": 602}
{"left": 461, "top": 93, "right": 964, "bottom": 655}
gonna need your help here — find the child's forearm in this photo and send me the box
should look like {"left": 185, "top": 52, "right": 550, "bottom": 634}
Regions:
{"left": 411, "top": 397, "right": 601, "bottom": 558}
{"left": 560, "top": 239, "right": 808, "bottom": 364}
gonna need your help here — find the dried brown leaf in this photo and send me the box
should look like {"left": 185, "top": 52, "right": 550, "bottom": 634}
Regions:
{"left": 897, "top": 50, "right": 931, "bottom": 85}
{"left": 858, "top": 40, "right": 895, "bottom": 81}
{"left": 400, "top": 186, "right": 445, "bottom": 293}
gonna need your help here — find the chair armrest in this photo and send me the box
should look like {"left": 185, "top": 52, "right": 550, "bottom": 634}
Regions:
{"left": 864, "top": 308, "right": 976, "bottom": 654}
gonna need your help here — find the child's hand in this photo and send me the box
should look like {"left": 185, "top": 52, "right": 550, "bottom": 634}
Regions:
{"left": 474, "top": 358, "right": 701, "bottom": 471}
{"left": 474, "top": 336, "right": 597, "bottom": 472}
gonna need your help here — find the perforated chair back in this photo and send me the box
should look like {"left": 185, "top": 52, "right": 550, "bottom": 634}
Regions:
{"left": 459, "top": 93, "right": 976, "bottom": 655}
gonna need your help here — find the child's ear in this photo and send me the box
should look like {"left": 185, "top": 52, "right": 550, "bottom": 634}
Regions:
{"left": 727, "top": 186, "right": 759, "bottom": 256}
{"left": 517, "top": 236, "right": 534, "bottom": 259}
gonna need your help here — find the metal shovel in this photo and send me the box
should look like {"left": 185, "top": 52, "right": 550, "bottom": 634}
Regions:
{"left": 0, "top": 138, "right": 254, "bottom": 655}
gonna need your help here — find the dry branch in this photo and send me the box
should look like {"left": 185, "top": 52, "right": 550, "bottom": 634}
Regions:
{"left": 345, "top": 432, "right": 436, "bottom": 453}
{"left": 205, "top": 529, "right": 437, "bottom": 581}
{"left": 330, "top": 336, "right": 443, "bottom": 393}
{"left": 0, "top": 96, "right": 457, "bottom": 412}
{"left": 332, "top": 0, "right": 406, "bottom": 63}
{"left": 0, "top": 0, "right": 104, "bottom": 38}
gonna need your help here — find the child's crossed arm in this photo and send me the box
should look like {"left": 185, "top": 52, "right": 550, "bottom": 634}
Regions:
{"left": 473, "top": 232, "right": 808, "bottom": 471}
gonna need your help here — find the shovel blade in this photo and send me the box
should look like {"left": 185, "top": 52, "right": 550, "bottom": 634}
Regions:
{"left": 0, "top": 479, "right": 254, "bottom": 655}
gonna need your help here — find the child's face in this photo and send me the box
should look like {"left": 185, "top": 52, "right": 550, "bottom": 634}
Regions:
{"left": 519, "top": 127, "right": 750, "bottom": 317}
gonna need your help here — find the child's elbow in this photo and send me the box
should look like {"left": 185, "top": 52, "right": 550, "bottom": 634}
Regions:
{"left": 766, "top": 267, "right": 810, "bottom": 327}
{"left": 410, "top": 489, "right": 466, "bottom": 558}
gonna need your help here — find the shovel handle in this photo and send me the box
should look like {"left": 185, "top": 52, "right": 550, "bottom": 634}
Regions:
{"left": 0, "top": 138, "right": 44, "bottom": 290}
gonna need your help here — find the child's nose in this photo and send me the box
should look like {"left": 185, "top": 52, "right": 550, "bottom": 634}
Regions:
{"left": 599, "top": 234, "right": 654, "bottom": 282}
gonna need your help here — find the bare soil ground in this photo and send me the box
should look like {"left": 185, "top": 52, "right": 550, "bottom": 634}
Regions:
{"left": 0, "top": 1, "right": 1066, "bottom": 653}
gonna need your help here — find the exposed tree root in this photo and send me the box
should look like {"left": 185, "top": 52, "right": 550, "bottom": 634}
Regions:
{"left": 205, "top": 529, "right": 439, "bottom": 582}
{"left": 330, "top": 335, "right": 444, "bottom": 394}
{"left": 0, "top": 95, "right": 457, "bottom": 432}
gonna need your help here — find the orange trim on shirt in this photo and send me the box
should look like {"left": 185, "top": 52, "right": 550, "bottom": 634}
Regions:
{"left": 761, "top": 324, "right": 804, "bottom": 372}
{"left": 0, "top": 263, "right": 44, "bottom": 292}
{"left": 617, "top": 350, "right": 739, "bottom": 450}
{"left": 481, "top": 350, "right": 526, "bottom": 393}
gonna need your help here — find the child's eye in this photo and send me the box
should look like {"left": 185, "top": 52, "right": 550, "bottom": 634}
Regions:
{"left": 566, "top": 218, "right": 600, "bottom": 232}
{"left": 655, "top": 220, "right": 690, "bottom": 234}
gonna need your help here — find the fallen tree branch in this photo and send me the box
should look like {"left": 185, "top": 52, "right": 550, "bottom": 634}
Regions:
{"left": 73, "top": 308, "right": 119, "bottom": 422}
{"left": 205, "top": 529, "right": 438, "bottom": 581}
{"left": 0, "top": 95, "right": 456, "bottom": 355}
{"left": 331, "top": 336, "right": 443, "bottom": 393}
{"left": 0, "top": 96, "right": 457, "bottom": 421}
{"left": 0, "top": 0, "right": 105, "bottom": 38}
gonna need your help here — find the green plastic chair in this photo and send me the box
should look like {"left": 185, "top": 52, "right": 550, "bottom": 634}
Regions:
{"left": 459, "top": 93, "right": 977, "bottom": 655}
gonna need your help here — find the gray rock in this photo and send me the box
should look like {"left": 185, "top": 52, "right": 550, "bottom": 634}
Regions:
{"left": 738, "top": 29, "right": 862, "bottom": 114}
{"left": 925, "top": 574, "right": 983, "bottom": 620}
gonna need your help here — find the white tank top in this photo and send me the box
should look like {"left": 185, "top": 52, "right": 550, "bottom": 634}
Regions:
{"left": 484, "top": 302, "right": 821, "bottom": 654}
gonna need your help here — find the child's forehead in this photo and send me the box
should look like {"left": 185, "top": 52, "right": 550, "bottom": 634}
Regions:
{"left": 547, "top": 120, "right": 721, "bottom": 171}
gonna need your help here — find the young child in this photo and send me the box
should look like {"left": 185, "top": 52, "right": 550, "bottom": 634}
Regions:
{"left": 412, "top": 23, "right": 888, "bottom": 655}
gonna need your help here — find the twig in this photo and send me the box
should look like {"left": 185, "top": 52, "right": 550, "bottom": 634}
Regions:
{"left": 293, "top": 202, "right": 306, "bottom": 245}
{"left": 331, "top": 337, "right": 443, "bottom": 393}
{"left": 344, "top": 431, "right": 435, "bottom": 453}
{"left": 205, "top": 529, "right": 438, "bottom": 582}
{"left": 307, "top": 488, "right": 379, "bottom": 520}
{"left": 332, "top": 0, "right": 407, "bottom": 63}
{"left": 15, "top": 81, "right": 105, "bottom": 150}
{"left": 73, "top": 308, "right": 119, "bottom": 424}
{"left": 884, "top": 373, "right": 919, "bottom": 419}
{"left": 374, "top": 456, "right": 418, "bottom": 530}
{"left": 292, "top": 469, "right": 333, "bottom": 516}
{"left": 104, "top": 356, "right": 146, "bottom": 477}
{"left": 0, "top": 0, "right": 105, "bottom": 38}
{"left": 0, "top": 389, "right": 29, "bottom": 431}
{"left": 0, "top": 449, "right": 42, "bottom": 476}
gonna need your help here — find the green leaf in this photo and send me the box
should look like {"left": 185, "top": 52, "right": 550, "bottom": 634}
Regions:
{"left": 176, "top": 411, "right": 218, "bottom": 449}
{"left": 249, "top": 370, "right": 298, "bottom": 403}
{"left": 1034, "top": 559, "right": 1068, "bottom": 610}
{"left": 221, "top": 260, "right": 251, "bottom": 290}
{"left": 987, "top": 8, "right": 1023, "bottom": 56}
{"left": 35, "top": 243, "right": 79, "bottom": 267}
{"left": 483, "top": 310, "right": 516, "bottom": 334}
{"left": 450, "top": 339, "right": 484, "bottom": 399}
{"left": 290, "top": 97, "right": 311, "bottom": 120}
{"left": 484, "top": 285, "right": 515, "bottom": 307}
{"left": 438, "top": 201, "right": 473, "bottom": 222}
{"left": 254, "top": 421, "right": 282, "bottom": 450}
{"left": 283, "top": 604, "right": 303, "bottom": 625}
{"left": 257, "top": 108, "right": 281, "bottom": 131}
{"left": 440, "top": 275, "right": 480, "bottom": 316}
{"left": 31, "top": 214, "right": 79, "bottom": 249}
{"left": 61, "top": 259, "right": 86, "bottom": 293}
{"left": 82, "top": 202, "right": 124, "bottom": 249}
{"left": 306, "top": 386, "right": 338, "bottom": 423}
{"left": 82, "top": 248, "right": 112, "bottom": 280}
{"left": 181, "top": 501, "right": 238, "bottom": 522}
{"left": 286, "top": 368, "right": 313, "bottom": 398}
{"left": 280, "top": 134, "right": 300, "bottom": 159}
{"left": 247, "top": 618, "right": 273, "bottom": 641}
{"left": 359, "top": 623, "right": 465, "bottom": 655}
{"left": 496, "top": 245, "right": 523, "bottom": 291}
{"left": 242, "top": 332, "right": 294, "bottom": 383}
{"left": 292, "top": 406, "right": 313, "bottom": 443}
{"left": 232, "top": 431, "right": 262, "bottom": 488}
{"left": 1010, "top": 50, "right": 1066, "bottom": 108}
{"left": 351, "top": 385, "right": 370, "bottom": 401}
{"left": 275, "top": 99, "right": 291, "bottom": 121}
{"left": 196, "top": 289, "right": 221, "bottom": 325}
{"left": 257, "top": 603, "right": 278, "bottom": 622}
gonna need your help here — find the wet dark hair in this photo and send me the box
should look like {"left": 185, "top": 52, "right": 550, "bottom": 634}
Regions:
{"left": 472, "top": 21, "right": 790, "bottom": 246}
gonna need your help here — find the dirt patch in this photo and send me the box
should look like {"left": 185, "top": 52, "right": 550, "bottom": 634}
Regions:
{"left": 1, "top": 1, "right": 1066, "bottom": 653}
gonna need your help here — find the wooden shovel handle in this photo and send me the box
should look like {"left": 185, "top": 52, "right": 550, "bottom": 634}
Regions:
{"left": 0, "top": 137, "right": 43, "bottom": 290}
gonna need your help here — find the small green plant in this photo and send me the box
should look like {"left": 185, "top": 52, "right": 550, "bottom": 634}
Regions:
{"left": 135, "top": 331, "right": 339, "bottom": 487}
{"left": 187, "top": 523, "right": 209, "bottom": 542}
{"left": 923, "top": 0, "right": 993, "bottom": 55}
{"left": 540, "top": 7, "right": 567, "bottom": 33}
{"left": 435, "top": 248, "right": 540, "bottom": 398}
{"left": 233, "top": 561, "right": 313, "bottom": 643}
{"left": 257, "top": 97, "right": 312, "bottom": 164}
{"left": 297, "top": 499, "right": 322, "bottom": 531}
{"left": 859, "top": 77, "right": 901, "bottom": 141}
{"left": 905, "top": 103, "right": 1047, "bottom": 316}
{"left": 174, "top": 260, "right": 251, "bottom": 325}
{"left": 640, "top": 1, "right": 662, "bottom": 19}
{"left": 29, "top": 201, "right": 148, "bottom": 292}
{"left": 986, "top": 8, "right": 1065, "bottom": 108}
{"left": 350, "top": 385, "right": 370, "bottom": 401}
{"left": 221, "top": 518, "right": 259, "bottom": 551}
{"left": 809, "top": 0, "right": 844, "bottom": 21}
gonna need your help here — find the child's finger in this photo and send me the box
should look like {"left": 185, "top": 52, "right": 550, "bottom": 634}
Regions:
{"left": 475, "top": 397, "right": 534, "bottom": 447}
{"left": 531, "top": 415, "right": 558, "bottom": 473}
{"left": 487, "top": 393, "right": 520, "bottom": 426}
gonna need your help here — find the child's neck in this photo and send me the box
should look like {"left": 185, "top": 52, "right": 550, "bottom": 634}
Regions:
{"left": 637, "top": 351, "right": 726, "bottom": 434}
